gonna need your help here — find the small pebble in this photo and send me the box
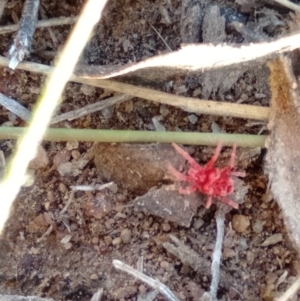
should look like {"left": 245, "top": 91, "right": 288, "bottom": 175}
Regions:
{"left": 93, "top": 262, "right": 100, "bottom": 268}
{"left": 152, "top": 116, "right": 166, "bottom": 131}
{"left": 211, "top": 121, "right": 222, "bottom": 133}
{"left": 90, "top": 273, "right": 98, "bottom": 280}
{"left": 91, "top": 237, "right": 99, "bottom": 245}
{"left": 261, "top": 233, "right": 283, "bottom": 247}
{"left": 246, "top": 251, "right": 255, "bottom": 265}
{"left": 223, "top": 247, "right": 236, "bottom": 259}
{"left": 7, "top": 112, "right": 17, "bottom": 124}
{"left": 255, "top": 93, "right": 266, "bottom": 99}
{"left": 139, "top": 284, "right": 147, "bottom": 294}
{"left": 232, "top": 214, "right": 250, "bottom": 233}
{"left": 66, "top": 141, "right": 79, "bottom": 151}
{"left": 57, "top": 162, "right": 73, "bottom": 176}
{"left": 160, "top": 260, "right": 169, "bottom": 270}
{"left": 29, "top": 86, "right": 41, "bottom": 94}
{"left": 108, "top": 182, "right": 118, "bottom": 194}
{"left": 29, "top": 145, "right": 49, "bottom": 169}
{"left": 193, "top": 218, "right": 204, "bottom": 230}
{"left": 70, "top": 223, "right": 79, "bottom": 231}
{"left": 71, "top": 150, "right": 81, "bottom": 160}
{"left": 104, "top": 235, "right": 112, "bottom": 245}
{"left": 193, "top": 88, "right": 201, "bottom": 96}
{"left": 124, "top": 100, "right": 134, "bottom": 112}
{"left": 80, "top": 84, "right": 95, "bottom": 96}
{"left": 101, "top": 106, "right": 114, "bottom": 119}
{"left": 162, "top": 223, "right": 171, "bottom": 232}
{"left": 59, "top": 183, "right": 68, "bottom": 193}
{"left": 53, "top": 149, "right": 71, "bottom": 167}
{"left": 120, "top": 229, "right": 131, "bottom": 244}
{"left": 174, "top": 85, "right": 188, "bottom": 94}
{"left": 240, "top": 93, "right": 248, "bottom": 101}
{"left": 252, "top": 220, "right": 263, "bottom": 233}
{"left": 112, "top": 237, "right": 122, "bottom": 246}
{"left": 246, "top": 85, "right": 253, "bottom": 92}
{"left": 123, "top": 39, "right": 133, "bottom": 52}
{"left": 112, "top": 286, "right": 137, "bottom": 299}
{"left": 239, "top": 237, "right": 248, "bottom": 249}
{"left": 159, "top": 105, "right": 170, "bottom": 117}
{"left": 188, "top": 114, "right": 198, "bottom": 124}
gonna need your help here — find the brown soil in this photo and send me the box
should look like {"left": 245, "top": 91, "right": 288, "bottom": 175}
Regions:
{"left": 0, "top": 1, "right": 299, "bottom": 301}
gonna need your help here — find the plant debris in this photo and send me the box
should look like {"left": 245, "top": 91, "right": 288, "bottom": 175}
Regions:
{"left": 266, "top": 56, "right": 300, "bottom": 252}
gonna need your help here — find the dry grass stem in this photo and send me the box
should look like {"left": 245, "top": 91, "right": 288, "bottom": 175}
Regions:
{"left": 90, "top": 289, "right": 103, "bottom": 301}
{"left": 83, "top": 78, "right": 269, "bottom": 121}
{"left": 209, "top": 210, "right": 225, "bottom": 299}
{"left": 148, "top": 21, "right": 172, "bottom": 51}
{"left": 0, "top": 92, "right": 31, "bottom": 121}
{"left": 271, "top": 0, "right": 300, "bottom": 11}
{"left": 0, "top": 92, "right": 131, "bottom": 125}
{"left": 113, "top": 260, "right": 180, "bottom": 301}
{"left": 0, "top": 16, "right": 78, "bottom": 34}
{"left": 0, "top": 56, "right": 269, "bottom": 121}
{"left": 37, "top": 225, "right": 53, "bottom": 242}
{"left": 276, "top": 276, "right": 300, "bottom": 301}
{"left": 70, "top": 182, "right": 115, "bottom": 191}
{"left": 60, "top": 190, "right": 75, "bottom": 215}
{"left": 0, "top": 295, "right": 55, "bottom": 301}
{"left": 51, "top": 94, "right": 133, "bottom": 124}
{"left": 0, "top": 0, "right": 108, "bottom": 234}
{"left": 0, "top": 127, "right": 267, "bottom": 147}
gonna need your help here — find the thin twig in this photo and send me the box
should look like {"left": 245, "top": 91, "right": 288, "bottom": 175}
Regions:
{"left": 37, "top": 224, "right": 53, "bottom": 242}
{"left": 0, "top": 92, "right": 31, "bottom": 121}
{"left": 90, "top": 289, "right": 103, "bottom": 301}
{"left": 51, "top": 94, "right": 133, "bottom": 124}
{"left": 0, "top": 127, "right": 267, "bottom": 147}
{"left": 70, "top": 182, "right": 115, "bottom": 191}
{"left": 0, "top": 93, "right": 132, "bottom": 124}
{"left": 60, "top": 190, "right": 75, "bottom": 215}
{"left": 0, "top": 56, "right": 270, "bottom": 121}
{"left": 0, "top": 295, "right": 55, "bottom": 301}
{"left": 148, "top": 21, "right": 172, "bottom": 51}
{"left": 209, "top": 210, "right": 225, "bottom": 299}
{"left": 9, "top": 0, "right": 40, "bottom": 69}
{"left": 275, "top": 276, "right": 300, "bottom": 301}
{"left": 271, "top": 0, "right": 300, "bottom": 12}
{"left": 113, "top": 260, "right": 180, "bottom": 301}
{"left": 79, "top": 78, "right": 269, "bottom": 121}
{"left": 162, "top": 235, "right": 244, "bottom": 291}
{"left": 0, "top": 0, "right": 108, "bottom": 234}
{"left": 0, "top": 16, "right": 78, "bottom": 35}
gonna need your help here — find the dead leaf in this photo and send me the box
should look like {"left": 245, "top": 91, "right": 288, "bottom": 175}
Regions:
{"left": 266, "top": 56, "right": 300, "bottom": 252}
